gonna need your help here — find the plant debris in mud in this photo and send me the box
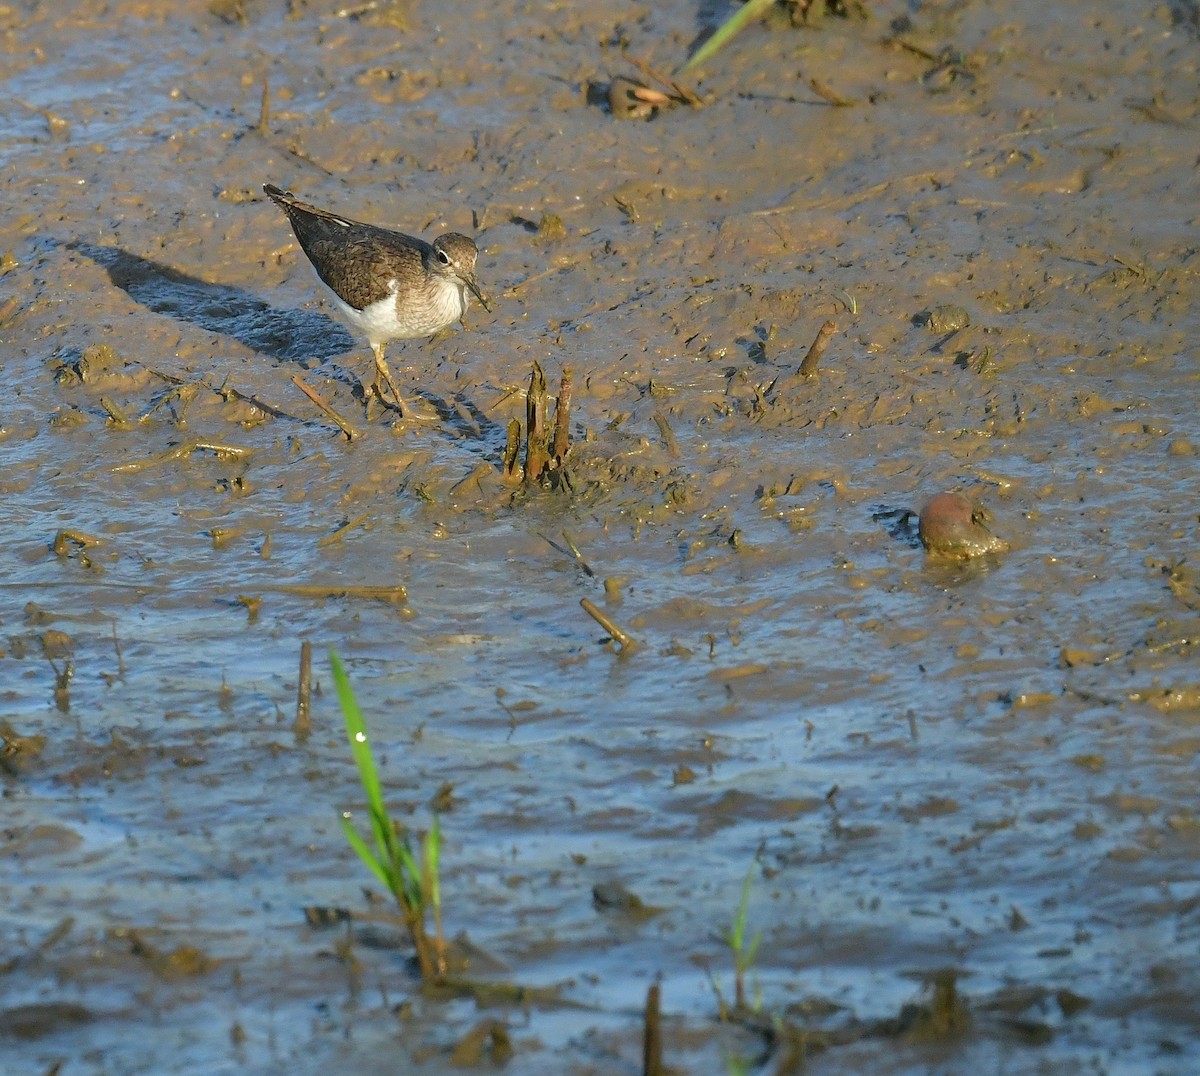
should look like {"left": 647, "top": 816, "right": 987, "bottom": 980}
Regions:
{"left": 683, "top": 0, "right": 872, "bottom": 76}
{"left": 603, "top": 53, "right": 703, "bottom": 121}
{"left": 0, "top": 721, "right": 47, "bottom": 776}
{"left": 503, "top": 360, "right": 575, "bottom": 489}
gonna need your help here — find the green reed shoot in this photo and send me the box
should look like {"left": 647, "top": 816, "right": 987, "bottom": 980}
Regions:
{"left": 330, "top": 648, "right": 444, "bottom": 978}
{"left": 680, "top": 0, "right": 775, "bottom": 74}
{"left": 713, "top": 864, "right": 764, "bottom": 1018}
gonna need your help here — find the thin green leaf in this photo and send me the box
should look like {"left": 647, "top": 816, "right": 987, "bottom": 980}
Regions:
{"left": 738, "top": 864, "right": 755, "bottom": 908}
{"left": 728, "top": 865, "right": 755, "bottom": 952}
{"left": 330, "top": 651, "right": 386, "bottom": 811}
{"left": 425, "top": 817, "right": 442, "bottom": 916}
{"left": 679, "top": 0, "right": 775, "bottom": 75}
{"left": 330, "top": 649, "right": 394, "bottom": 856}
{"left": 370, "top": 805, "right": 402, "bottom": 874}
{"left": 743, "top": 930, "right": 763, "bottom": 970}
{"left": 340, "top": 815, "right": 393, "bottom": 891}
{"left": 397, "top": 841, "right": 423, "bottom": 910}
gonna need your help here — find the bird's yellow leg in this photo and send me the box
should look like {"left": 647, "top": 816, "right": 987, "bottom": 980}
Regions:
{"left": 371, "top": 342, "right": 407, "bottom": 414}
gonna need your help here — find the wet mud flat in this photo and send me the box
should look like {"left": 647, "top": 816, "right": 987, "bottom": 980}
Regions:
{"left": 2, "top": 0, "right": 1199, "bottom": 1072}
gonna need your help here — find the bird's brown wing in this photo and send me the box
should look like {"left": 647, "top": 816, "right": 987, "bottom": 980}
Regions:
{"left": 264, "top": 184, "right": 432, "bottom": 310}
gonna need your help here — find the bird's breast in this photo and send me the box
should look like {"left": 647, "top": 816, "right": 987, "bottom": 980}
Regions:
{"left": 391, "top": 276, "right": 470, "bottom": 338}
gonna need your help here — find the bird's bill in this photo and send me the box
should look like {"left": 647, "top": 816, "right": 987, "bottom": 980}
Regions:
{"left": 467, "top": 277, "right": 492, "bottom": 313}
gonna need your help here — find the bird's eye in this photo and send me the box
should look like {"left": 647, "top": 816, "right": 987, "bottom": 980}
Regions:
{"left": 437, "top": 249, "right": 451, "bottom": 265}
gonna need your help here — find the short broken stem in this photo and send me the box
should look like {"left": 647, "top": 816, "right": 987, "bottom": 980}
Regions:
{"left": 552, "top": 366, "right": 573, "bottom": 462}
{"left": 799, "top": 319, "right": 838, "bottom": 377}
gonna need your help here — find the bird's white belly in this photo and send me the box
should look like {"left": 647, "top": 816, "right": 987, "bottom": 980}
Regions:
{"left": 331, "top": 278, "right": 469, "bottom": 345}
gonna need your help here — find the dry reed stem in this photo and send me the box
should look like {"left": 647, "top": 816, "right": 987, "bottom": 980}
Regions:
{"left": 270, "top": 584, "right": 407, "bottom": 603}
{"left": 799, "top": 320, "right": 838, "bottom": 377}
{"left": 809, "top": 78, "right": 856, "bottom": 107}
{"left": 259, "top": 75, "right": 270, "bottom": 135}
{"left": 294, "top": 639, "right": 312, "bottom": 740}
{"left": 525, "top": 361, "right": 549, "bottom": 483}
{"left": 552, "top": 366, "right": 573, "bottom": 462}
{"left": 111, "top": 439, "right": 250, "bottom": 473}
{"left": 643, "top": 980, "right": 664, "bottom": 1076}
{"left": 652, "top": 411, "right": 679, "bottom": 458}
{"left": 316, "top": 514, "right": 371, "bottom": 548}
{"left": 581, "top": 598, "right": 638, "bottom": 652}
{"left": 503, "top": 418, "right": 522, "bottom": 479}
{"left": 622, "top": 52, "right": 703, "bottom": 107}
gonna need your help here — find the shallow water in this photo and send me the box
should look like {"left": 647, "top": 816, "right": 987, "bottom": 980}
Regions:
{"left": 2, "top": 1, "right": 1198, "bottom": 1072}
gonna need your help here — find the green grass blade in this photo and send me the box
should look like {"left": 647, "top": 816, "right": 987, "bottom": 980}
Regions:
{"left": 340, "top": 815, "right": 394, "bottom": 891}
{"left": 330, "top": 649, "right": 384, "bottom": 809}
{"left": 331, "top": 647, "right": 413, "bottom": 896}
{"left": 330, "top": 648, "right": 394, "bottom": 856}
{"left": 728, "top": 865, "right": 755, "bottom": 953}
{"left": 679, "top": 0, "right": 775, "bottom": 74}
{"left": 370, "top": 803, "right": 403, "bottom": 874}
{"left": 743, "top": 930, "right": 763, "bottom": 970}
{"left": 425, "top": 817, "right": 442, "bottom": 916}
{"left": 396, "top": 840, "right": 423, "bottom": 909}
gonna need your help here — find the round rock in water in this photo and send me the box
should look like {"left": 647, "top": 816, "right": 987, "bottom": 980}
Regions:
{"left": 918, "top": 491, "right": 1009, "bottom": 558}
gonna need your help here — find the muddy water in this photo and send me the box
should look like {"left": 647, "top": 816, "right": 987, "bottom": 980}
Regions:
{"left": 2, "top": 0, "right": 1198, "bottom": 1072}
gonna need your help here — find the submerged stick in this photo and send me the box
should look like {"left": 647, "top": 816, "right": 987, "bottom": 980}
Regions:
{"left": 651, "top": 410, "right": 679, "bottom": 459}
{"left": 292, "top": 375, "right": 360, "bottom": 440}
{"left": 271, "top": 583, "right": 407, "bottom": 603}
{"left": 111, "top": 439, "right": 250, "bottom": 473}
{"left": 111, "top": 618, "right": 126, "bottom": 677}
{"left": 316, "top": 514, "right": 371, "bottom": 549}
{"left": 100, "top": 396, "right": 133, "bottom": 429}
{"left": 136, "top": 381, "right": 201, "bottom": 426}
{"left": 799, "top": 320, "right": 838, "bottom": 377}
{"left": 259, "top": 74, "right": 270, "bottom": 135}
{"left": 215, "top": 379, "right": 301, "bottom": 422}
{"left": 581, "top": 598, "right": 638, "bottom": 652}
{"left": 809, "top": 78, "right": 857, "bottom": 107}
{"left": 294, "top": 639, "right": 312, "bottom": 740}
{"left": 643, "top": 980, "right": 664, "bottom": 1076}
{"left": 503, "top": 260, "right": 579, "bottom": 296}
{"left": 52, "top": 530, "right": 103, "bottom": 556}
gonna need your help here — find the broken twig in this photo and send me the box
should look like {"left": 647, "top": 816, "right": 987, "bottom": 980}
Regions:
{"left": 799, "top": 320, "right": 838, "bottom": 377}
{"left": 581, "top": 598, "right": 638, "bottom": 653}
{"left": 292, "top": 375, "right": 360, "bottom": 440}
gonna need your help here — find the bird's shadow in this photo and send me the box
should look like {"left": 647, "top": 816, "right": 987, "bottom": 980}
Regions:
{"left": 69, "top": 241, "right": 354, "bottom": 363}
